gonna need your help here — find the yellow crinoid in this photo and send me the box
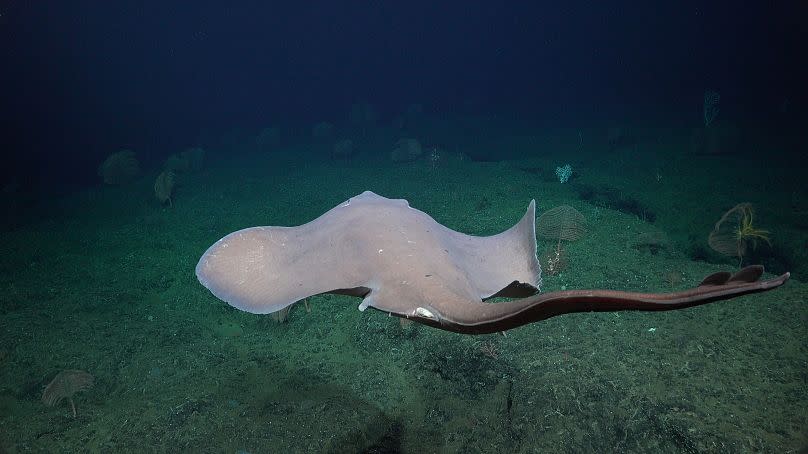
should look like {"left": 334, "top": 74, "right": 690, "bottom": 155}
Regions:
{"left": 708, "top": 203, "right": 771, "bottom": 265}
{"left": 735, "top": 204, "right": 770, "bottom": 247}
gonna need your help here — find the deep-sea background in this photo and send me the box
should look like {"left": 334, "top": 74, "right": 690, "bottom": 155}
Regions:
{"left": 1, "top": 2, "right": 806, "bottom": 453}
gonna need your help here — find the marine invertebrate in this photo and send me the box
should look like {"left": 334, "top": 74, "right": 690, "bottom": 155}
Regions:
{"left": 536, "top": 205, "right": 587, "bottom": 242}
{"left": 478, "top": 340, "right": 499, "bottom": 359}
{"left": 154, "top": 170, "right": 175, "bottom": 206}
{"left": 98, "top": 150, "right": 139, "bottom": 185}
{"left": 536, "top": 205, "right": 586, "bottom": 275}
{"left": 555, "top": 164, "right": 572, "bottom": 183}
{"left": 42, "top": 369, "right": 94, "bottom": 417}
{"left": 703, "top": 89, "right": 720, "bottom": 126}
{"left": 708, "top": 203, "right": 771, "bottom": 266}
{"left": 541, "top": 244, "right": 568, "bottom": 276}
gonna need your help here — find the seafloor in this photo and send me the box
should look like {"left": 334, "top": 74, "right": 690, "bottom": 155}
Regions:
{"left": 1, "top": 124, "right": 806, "bottom": 453}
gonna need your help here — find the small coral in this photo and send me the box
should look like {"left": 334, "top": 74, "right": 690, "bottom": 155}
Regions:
{"left": 154, "top": 170, "right": 175, "bottom": 206}
{"left": 541, "top": 243, "right": 568, "bottom": 276}
{"left": 708, "top": 203, "right": 770, "bottom": 265}
{"left": 536, "top": 206, "right": 586, "bottom": 276}
{"left": 536, "top": 205, "right": 587, "bottom": 242}
{"left": 42, "top": 369, "right": 94, "bottom": 418}
{"left": 98, "top": 150, "right": 139, "bottom": 185}
{"left": 555, "top": 164, "right": 573, "bottom": 183}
